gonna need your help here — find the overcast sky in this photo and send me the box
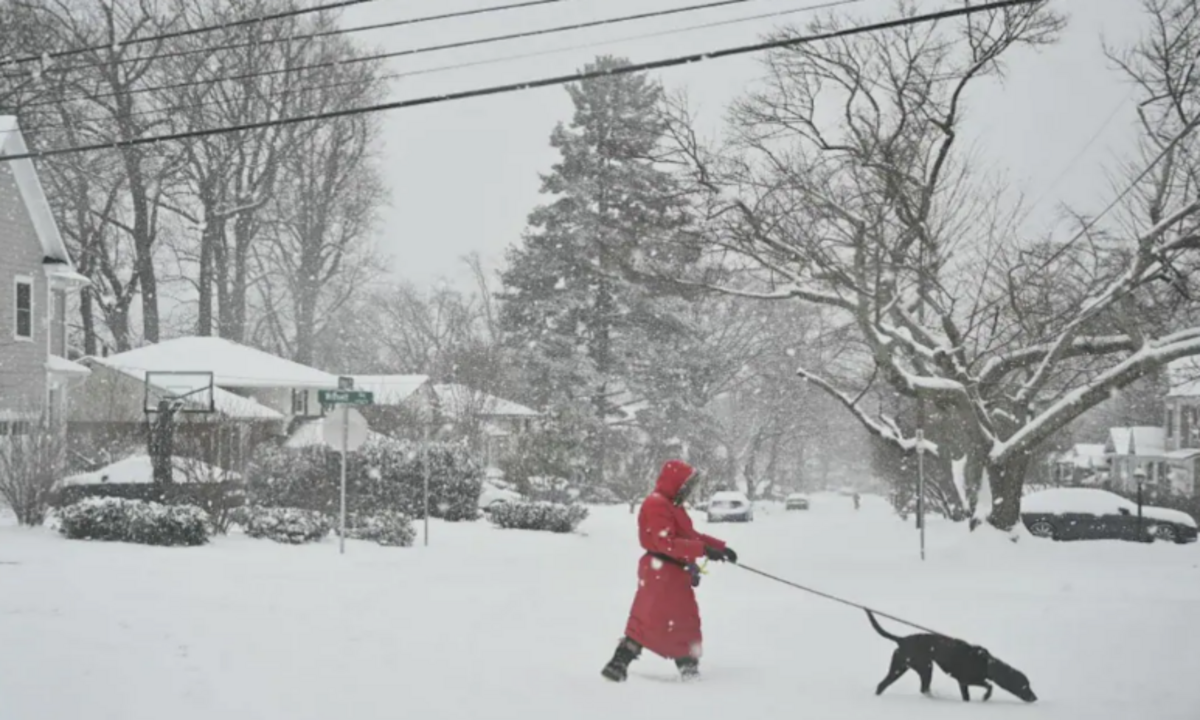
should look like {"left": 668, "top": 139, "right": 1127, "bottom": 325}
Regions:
{"left": 341, "top": 0, "right": 1144, "bottom": 292}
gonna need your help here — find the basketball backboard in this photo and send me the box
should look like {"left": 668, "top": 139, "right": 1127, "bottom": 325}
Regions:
{"left": 144, "top": 371, "right": 216, "bottom": 414}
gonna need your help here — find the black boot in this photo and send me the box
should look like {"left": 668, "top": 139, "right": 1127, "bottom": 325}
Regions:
{"left": 601, "top": 637, "right": 642, "bottom": 682}
{"left": 675, "top": 656, "right": 700, "bottom": 681}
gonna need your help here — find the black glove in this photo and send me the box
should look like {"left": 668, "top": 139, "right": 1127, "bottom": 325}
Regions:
{"left": 685, "top": 563, "right": 702, "bottom": 587}
{"left": 705, "top": 546, "right": 737, "bottom": 563}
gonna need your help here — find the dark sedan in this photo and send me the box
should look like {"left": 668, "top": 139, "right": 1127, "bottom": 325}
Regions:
{"left": 1021, "top": 488, "right": 1198, "bottom": 544}
{"left": 785, "top": 493, "right": 810, "bottom": 511}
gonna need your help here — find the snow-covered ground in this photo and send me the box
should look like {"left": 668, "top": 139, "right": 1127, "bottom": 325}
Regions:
{"left": 2, "top": 493, "right": 1198, "bottom": 720}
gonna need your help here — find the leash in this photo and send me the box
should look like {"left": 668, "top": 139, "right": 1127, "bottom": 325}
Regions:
{"left": 734, "top": 563, "right": 951, "bottom": 638}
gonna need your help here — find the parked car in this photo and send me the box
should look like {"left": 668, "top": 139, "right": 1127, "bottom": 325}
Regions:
{"left": 706, "top": 491, "right": 754, "bottom": 522}
{"left": 479, "top": 482, "right": 522, "bottom": 513}
{"left": 1020, "top": 487, "right": 1198, "bottom": 544}
{"left": 785, "top": 493, "right": 810, "bottom": 511}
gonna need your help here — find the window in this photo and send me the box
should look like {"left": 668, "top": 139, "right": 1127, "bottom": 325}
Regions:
{"left": 1167, "top": 406, "right": 1175, "bottom": 438}
{"left": 291, "top": 389, "right": 309, "bottom": 416}
{"left": 14, "top": 276, "right": 32, "bottom": 340}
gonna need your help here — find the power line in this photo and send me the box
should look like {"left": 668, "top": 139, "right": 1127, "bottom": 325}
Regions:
{"left": 8, "top": 0, "right": 577, "bottom": 78}
{"left": 5, "top": 0, "right": 390, "bottom": 68}
{"left": 21, "top": 0, "right": 794, "bottom": 110}
{"left": 1, "top": 0, "right": 1042, "bottom": 164}
{"left": 16, "top": 0, "right": 868, "bottom": 135}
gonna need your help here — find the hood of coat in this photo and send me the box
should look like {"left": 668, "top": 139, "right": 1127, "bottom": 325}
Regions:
{"left": 655, "top": 460, "right": 697, "bottom": 502}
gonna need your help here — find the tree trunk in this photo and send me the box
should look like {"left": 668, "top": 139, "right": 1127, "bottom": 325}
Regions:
{"left": 197, "top": 215, "right": 223, "bottom": 336}
{"left": 985, "top": 455, "right": 1031, "bottom": 530}
{"left": 80, "top": 290, "right": 98, "bottom": 356}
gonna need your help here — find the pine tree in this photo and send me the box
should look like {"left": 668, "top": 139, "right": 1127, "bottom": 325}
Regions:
{"left": 499, "top": 55, "right": 693, "bottom": 486}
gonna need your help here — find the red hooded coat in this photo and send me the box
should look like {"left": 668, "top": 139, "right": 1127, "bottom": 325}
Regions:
{"left": 623, "top": 460, "right": 726, "bottom": 660}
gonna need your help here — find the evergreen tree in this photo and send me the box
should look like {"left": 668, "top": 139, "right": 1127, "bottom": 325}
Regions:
{"left": 499, "top": 55, "right": 694, "bottom": 486}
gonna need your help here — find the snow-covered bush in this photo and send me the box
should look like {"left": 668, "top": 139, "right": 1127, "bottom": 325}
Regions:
{"left": 246, "top": 439, "right": 483, "bottom": 521}
{"left": 240, "top": 507, "right": 331, "bottom": 544}
{"left": 345, "top": 510, "right": 416, "bottom": 547}
{"left": 489, "top": 501, "right": 588, "bottom": 533}
{"left": 244, "top": 446, "right": 335, "bottom": 514}
{"left": 58, "top": 497, "right": 209, "bottom": 546}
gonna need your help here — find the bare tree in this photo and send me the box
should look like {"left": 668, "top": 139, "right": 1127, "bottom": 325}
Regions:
{"left": 0, "top": 417, "right": 67, "bottom": 526}
{"left": 37, "top": 132, "right": 140, "bottom": 353}
{"left": 254, "top": 38, "right": 388, "bottom": 364}
{"left": 163, "top": 0, "right": 339, "bottom": 341}
{"left": 35, "top": 0, "right": 190, "bottom": 344}
{"left": 648, "top": 3, "right": 1200, "bottom": 530}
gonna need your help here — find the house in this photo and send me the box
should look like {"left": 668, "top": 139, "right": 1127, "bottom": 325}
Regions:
{"left": 432, "top": 383, "right": 539, "bottom": 468}
{"left": 82, "top": 336, "right": 341, "bottom": 420}
{"left": 1051, "top": 443, "right": 1108, "bottom": 486}
{"left": 347, "top": 374, "right": 436, "bottom": 437}
{"left": 1104, "top": 426, "right": 1169, "bottom": 492}
{"left": 0, "top": 116, "right": 91, "bottom": 431}
{"left": 67, "top": 336, "right": 340, "bottom": 469}
{"left": 1161, "top": 361, "right": 1200, "bottom": 495}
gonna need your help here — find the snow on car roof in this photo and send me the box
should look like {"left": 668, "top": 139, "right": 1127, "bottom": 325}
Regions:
{"left": 1023, "top": 488, "right": 1197, "bottom": 528}
{"left": 710, "top": 491, "right": 748, "bottom": 500}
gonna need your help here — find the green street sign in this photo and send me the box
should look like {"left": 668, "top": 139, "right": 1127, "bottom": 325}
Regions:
{"left": 318, "top": 389, "right": 374, "bottom": 406}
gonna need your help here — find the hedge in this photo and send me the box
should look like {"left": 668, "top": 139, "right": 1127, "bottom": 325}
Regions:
{"left": 240, "top": 506, "right": 331, "bottom": 544}
{"left": 58, "top": 497, "right": 209, "bottom": 546}
{"left": 345, "top": 510, "right": 416, "bottom": 547}
{"left": 53, "top": 481, "right": 245, "bottom": 533}
{"left": 246, "top": 438, "right": 483, "bottom": 521}
{"left": 489, "top": 501, "right": 589, "bottom": 533}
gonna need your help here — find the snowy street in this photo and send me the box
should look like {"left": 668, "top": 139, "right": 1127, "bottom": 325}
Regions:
{"left": 2, "top": 495, "right": 1197, "bottom": 720}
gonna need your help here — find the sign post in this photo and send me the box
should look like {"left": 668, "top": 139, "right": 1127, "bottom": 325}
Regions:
{"left": 320, "top": 382, "right": 373, "bottom": 555}
{"left": 429, "top": 422, "right": 434, "bottom": 544}
{"left": 916, "top": 428, "right": 926, "bottom": 562}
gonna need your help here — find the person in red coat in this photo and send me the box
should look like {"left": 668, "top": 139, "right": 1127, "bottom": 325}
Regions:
{"left": 601, "top": 459, "right": 737, "bottom": 682}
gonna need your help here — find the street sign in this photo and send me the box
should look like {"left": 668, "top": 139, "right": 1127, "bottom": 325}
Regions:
{"left": 318, "top": 389, "right": 374, "bottom": 406}
{"left": 323, "top": 407, "right": 369, "bottom": 453}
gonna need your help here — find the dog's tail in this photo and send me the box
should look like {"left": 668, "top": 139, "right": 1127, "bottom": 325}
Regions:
{"left": 865, "top": 610, "right": 903, "bottom": 643}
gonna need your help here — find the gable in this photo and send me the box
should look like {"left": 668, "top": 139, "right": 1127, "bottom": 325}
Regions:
{"left": 0, "top": 116, "right": 76, "bottom": 266}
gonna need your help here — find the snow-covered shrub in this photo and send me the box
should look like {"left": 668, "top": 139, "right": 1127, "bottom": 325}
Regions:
{"left": 54, "top": 479, "right": 245, "bottom": 535}
{"left": 58, "top": 497, "right": 209, "bottom": 546}
{"left": 245, "top": 446, "right": 336, "bottom": 514}
{"left": 489, "top": 501, "right": 588, "bottom": 533}
{"left": 345, "top": 510, "right": 416, "bottom": 547}
{"left": 246, "top": 438, "right": 483, "bottom": 521}
{"left": 241, "top": 507, "right": 331, "bottom": 544}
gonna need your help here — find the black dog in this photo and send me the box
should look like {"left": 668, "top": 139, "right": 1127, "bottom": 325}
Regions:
{"left": 866, "top": 610, "right": 1037, "bottom": 703}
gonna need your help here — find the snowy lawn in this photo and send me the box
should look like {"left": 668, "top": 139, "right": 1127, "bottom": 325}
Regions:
{"left": 2, "top": 494, "right": 1198, "bottom": 720}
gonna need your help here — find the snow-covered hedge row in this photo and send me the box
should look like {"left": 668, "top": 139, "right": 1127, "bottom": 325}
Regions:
{"left": 240, "top": 507, "right": 331, "bottom": 544}
{"left": 489, "top": 501, "right": 588, "bottom": 533}
{"left": 246, "top": 439, "right": 483, "bottom": 521}
{"left": 345, "top": 510, "right": 416, "bottom": 547}
{"left": 58, "top": 497, "right": 209, "bottom": 546}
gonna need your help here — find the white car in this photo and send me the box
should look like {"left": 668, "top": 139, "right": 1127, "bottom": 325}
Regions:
{"left": 785, "top": 493, "right": 810, "bottom": 511}
{"left": 706, "top": 491, "right": 754, "bottom": 522}
{"left": 478, "top": 482, "right": 522, "bottom": 512}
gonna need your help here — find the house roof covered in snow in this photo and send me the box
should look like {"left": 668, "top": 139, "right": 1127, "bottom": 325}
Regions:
{"left": 349, "top": 375, "right": 430, "bottom": 405}
{"left": 101, "top": 336, "right": 339, "bottom": 390}
{"left": 433, "top": 383, "right": 538, "bottom": 419}
{"left": 1106, "top": 426, "right": 1166, "bottom": 457}
{"left": 88, "top": 358, "right": 285, "bottom": 420}
{"left": 1062, "top": 443, "right": 1107, "bottom": 468}
{"left": 0, "top": 116, "right": 80, "bottom": 270}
